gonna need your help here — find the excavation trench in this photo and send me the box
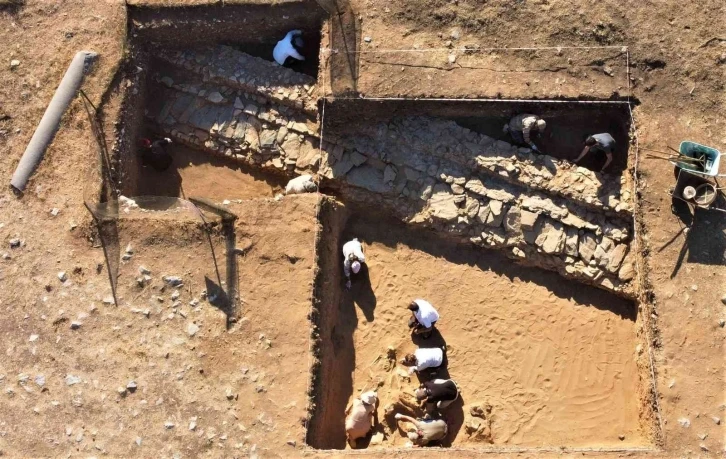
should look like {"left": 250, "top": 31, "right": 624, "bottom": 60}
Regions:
{"left": 100, "top": 3, "right": 658, "bottom": 452}
{"left": 307, "top": 199, "right": 654, "bottom": 450}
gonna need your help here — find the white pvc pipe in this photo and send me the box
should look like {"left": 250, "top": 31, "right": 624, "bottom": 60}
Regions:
{"left": 10, "top": 50, "right": 97, "bottom": 192}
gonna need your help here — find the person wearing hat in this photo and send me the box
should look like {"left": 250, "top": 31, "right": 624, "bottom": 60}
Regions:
{"left": 342, "top": 238, "right": 366, "bottom": 290}
{"left": 503, "top": 114, "right": 547, "bottom": 151}
{"left": 394, "top": 413, "right": 448, "bottom": 447}
{"left": 273, "top": 30, "right": 305, "bottom": 66}
{"left": 401, "top": 346, "right": 444, "bottom": 375}
{"left": 345, "top": 391, "right": 378, "bottom": 447}
{"left": 574, "top": 133, "right": 615, "bottom": 173}
{"left": 140, "top": 137, "right": 173, "bottom": 172}
{"left": 415, "top": 378, "right": 460, "bottom": 412}
{"left": 407, "top": 299, "right": 439, "bottom": 338}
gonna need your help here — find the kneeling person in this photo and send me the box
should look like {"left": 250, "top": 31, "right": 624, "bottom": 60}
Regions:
{"left": 394, "top": 414, "right": 448, "bottom": 447}
{"left": 407, "top": 299, "right": 439, "bottom": 338}
{"left": 401, "top": 347, "right": 444, "bottom": 375}
{"left": 342, "top": 238, "right": 366, "bottom": 290}
{"left": 415, "top": 378, "right": 459, "bottom": 412}
{"left": 273, "top": 30, "right": 305, "bottom": 66}
{"left": 575, "top": 133, "right": 615, "bottom": 173}
{"left": 345, "top": 391, "right": 378, "bottom": 447}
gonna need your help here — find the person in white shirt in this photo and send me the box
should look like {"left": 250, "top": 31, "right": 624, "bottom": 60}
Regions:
{"left": 401, "top": 347, "right": 444, "bottom": 375}
{"left": 273, "top": 30, "right": 305, "bottom": 66}
{"left": 284, "top": 174, "right": 317, "bottom": 194}
{"left": 407, "top": 299, "right": 439, "bottom": 338}
{"left": 342, "top": 238, "right": 366, "bottom": 290}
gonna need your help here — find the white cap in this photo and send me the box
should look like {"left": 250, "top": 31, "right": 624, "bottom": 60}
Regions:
{"left": 351, "top": 260, "right": 361, "bottom": 274}
{"left": 536, "top": 119, "right": 546, "bottom": 130}
{"left": 360, "top": 391, "right": 377, "bottom": 405}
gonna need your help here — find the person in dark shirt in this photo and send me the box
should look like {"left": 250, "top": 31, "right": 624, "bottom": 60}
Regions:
{"left": 140, "top": 137, "right": 173, "bottom": 172}
{"left": 575, "top": 133, "right": 615, "bottom": 172}
{"left": 414, "top": 378, "right": 459, "bottom": 411}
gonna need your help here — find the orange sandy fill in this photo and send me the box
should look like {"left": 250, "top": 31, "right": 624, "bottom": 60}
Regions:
{"left": 345, "top": 218, "right": 647, "bottom": 448}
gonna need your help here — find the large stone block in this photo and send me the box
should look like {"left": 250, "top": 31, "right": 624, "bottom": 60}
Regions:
{"left": 578, "top": 233, "right": 598, "bottom": 263}
{"left": 428, "top": 184, "right": 459, "bottom": 222}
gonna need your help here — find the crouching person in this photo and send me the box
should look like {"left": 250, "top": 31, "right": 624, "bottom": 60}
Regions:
{"left": 394, "top": 413, "right": 448, "bottom": 447}
{"left": 345, "top": 391, "right": 378, "bottom": 448}
{"left": 401, "top": 347, "right": 444, "bottom": 376}
{"left": 285, "top": 174, "right": 317, "bottom": 194}
{"left": 415, "top": 378, "right": 460, "bottom": 412}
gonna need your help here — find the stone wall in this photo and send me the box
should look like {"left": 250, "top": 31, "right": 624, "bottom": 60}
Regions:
{"left": 144, "top": 45, "right": 636, "bottom": 298}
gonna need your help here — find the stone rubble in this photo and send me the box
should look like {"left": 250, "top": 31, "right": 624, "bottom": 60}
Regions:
{"left": 145, "top": 46, "right": 636, "bottom": 298}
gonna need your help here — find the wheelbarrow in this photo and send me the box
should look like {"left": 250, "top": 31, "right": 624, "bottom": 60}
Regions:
{"left": 671, "top": 141, "right": 724, "bottom": 178}
{"left": 672, "top": 168, "right": 726, "bottom": 214}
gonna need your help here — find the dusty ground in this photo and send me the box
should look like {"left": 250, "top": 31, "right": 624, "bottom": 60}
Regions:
{"left": 135, "top": 141, "right": 286, "bottom": 200}
{"left": 339, "top": 215, "right": 648, "bottom": 448}
{"left": 0, "top": 0, "right": 724, "bottom": 457}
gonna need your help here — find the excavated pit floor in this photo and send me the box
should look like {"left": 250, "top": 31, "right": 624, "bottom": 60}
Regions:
{"left": 308, "top": 209, "right": 653, "bottom": 450}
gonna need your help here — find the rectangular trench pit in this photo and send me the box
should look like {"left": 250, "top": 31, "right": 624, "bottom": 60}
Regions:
{"left": 307, "top": 200, "right": 655, "bottom": 451}
{"left": 114, "top": 0, "right": 328, "bottom": 201}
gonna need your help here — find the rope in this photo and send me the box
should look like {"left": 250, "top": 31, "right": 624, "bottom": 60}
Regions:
{"left": 324, "top": 95, "right": 631, "bottom": 104}
{"left": 628, "top": 101, "right": 665, "bottom": 443}
{"left": 323, "top": 45, "right": 627, "bottom": 54}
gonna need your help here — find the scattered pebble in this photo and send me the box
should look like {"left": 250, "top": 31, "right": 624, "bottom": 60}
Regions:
{"left": 225, "top": 388, "right": 236, "bottom": 400}
{"left": 50, "top": 208, "right": 60, "bottom": 217}
{"left": 171, "top": 290, "right": 180, "bottom": 301}
{"left": 448, "top": 54, "right": 456, "bottom": 64}
{"left": 713, "top": 416, "right": 721, "bottom": 425}
{"left": 364, "top": 36, "right": 372, "bottom": 43}
{"left": 57, "top": 271, "right": 67, "bottom": 282}
{"left": 691, "top": 284, "right": 698, "bottom": 291}
{"left": 678, "top": 417, "right": 691, "bottom": 428}
{"left": 34, "top": 375, "right": 45, "bottom": 387}
{"left": 188, "top": 417, "right": 197, "bottom": 431}
{"left": 102, "top": 296, "right": 114, "bottom": 305}
{"left": 163, "top": 276, "right": 183, "bottom": 287}
{"left": 10, "top": 59, "right": 20, "bottom": 69}
{"left": 164, "top": 421, "right": 175, "bottom": 429}
{"left": 2, "top": 253, "right": 10, "bottom": 260}
{"left": 255, "top": 385, "right": 265, "bottom": 393}
{"left": 618, "top": 434, "right": 625, "bottom": 441}
{"left": 721, "top": 294, "right": 726, "bottom": 305}
{"left": 29, "top": 334, "right": 38, "bottom": 342}
{"left": 187, "top": 323, "right": 200, "bottom": 337}
{"left": 70, "top": 321, "right": 82, "bottom": 330}
{"left": 287, "top": 440, "right": 296, "bottom": 446}
{"left": 135, "top": 437, "right": 142, "bottom": 446}
{"left": 117, "top": 387, "right": 127, "bottom": 397}
{"left": 668, "top": 379, "right": 675, "bottom": 388}
{"left": 9, "top": 238, "right": 20, "bottom": 248}
{"left": 65, "top": 375, "right": 81, "bottom": 386}
{"left": 222, "top": 199, "right": 231, "bottom": 205}
{"left": 719, "top": 319, "right": 725, "bottom": 328}
{"left": 127, "top": 381, "right": 138, "bottom": 393}
{"left": 699, "top": 444, "right": 709, "bottom": 452}
{"left": 698, "top": 433, "right": 708, "bottom": 440}
{"left": 139, "top": 266, "right": 151, "bottom": 275}
{"left": 189, "top": 298, "right": 199, "bottom": 307}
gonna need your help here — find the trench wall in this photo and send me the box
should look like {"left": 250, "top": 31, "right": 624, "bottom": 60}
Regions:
{"left": 128, "top": 1, "right": 327, "bottom": 50}
{"left": 307, "top": 197, "right": 350, "bottom": 449}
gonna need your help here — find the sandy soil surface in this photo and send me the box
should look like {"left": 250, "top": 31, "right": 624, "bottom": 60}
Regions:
{"left": 135, "top": 141, "right": 286, "bottom": 200}
{"left": 338, "top": 215, "right": 647, "bottom": 448}
{"left": 0, "top": 194, "right": 319, "bottom": 457}
{"left": 0, "top": 0, "right": 724, "bottom": 457}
